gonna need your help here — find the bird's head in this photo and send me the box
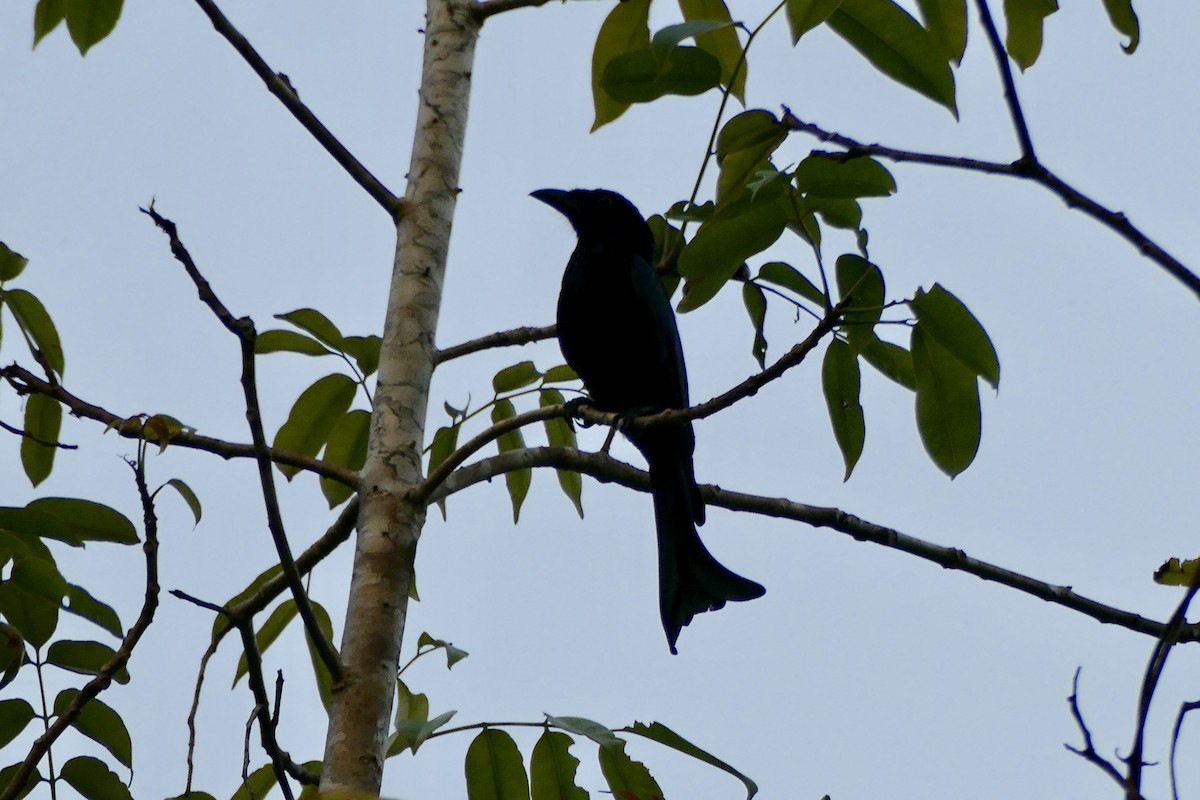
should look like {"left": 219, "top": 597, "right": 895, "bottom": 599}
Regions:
{"left": 531, "top": 188, "right": 653, "bottom": 255}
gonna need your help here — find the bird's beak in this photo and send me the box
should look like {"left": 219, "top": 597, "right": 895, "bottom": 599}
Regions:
{"left": 530, "top": 188, "right": 575, "bottom": 219}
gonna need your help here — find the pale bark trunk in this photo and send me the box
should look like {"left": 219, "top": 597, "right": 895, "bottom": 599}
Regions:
{"left": 319, "top": 0, "right": 478, "bottom": 792}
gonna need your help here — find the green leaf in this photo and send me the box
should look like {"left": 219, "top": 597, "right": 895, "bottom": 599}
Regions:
{"left": 0, "top": 507, "right": 76, "bottom": 548}
{"left": 466, "top": 729, "right": 530, "bottom": 800}
{"left": 909, "top": 284, "right": 999, "bottom": 388}
{"left": 5, "top": 288, "right": 64, "bottom": 376}
{"left": 546, "top": 715, "right": 623, "bottom": 749}
{"left": 822, "top": 339, "right": 865, "bottom": 481}
{"left": 33, "top": 0, "right": 67, "bottom": 47}
{"left": 756, "top": 262, "right": 825, "bottom": 306}
{"left": 807, "top": 196, "right": 862, "bottom": 229}
{"left": 233, "top": 600, "right": 298, "bottom": 687}
{"left": 860, "top": 336, "right": 916, "bottom": 390}
{"left": 540, "top": 390, "right": 584, "bottom": 518}
{"left": 492, "top": 399, "right": 531, "bottom": 523}
{"left": 275, "top": 308, "right": 345, "bottom": 349}
{"left": 493, "top": 361, "right": 543, "bottom": 393}
{"left": 0, "top": 763, "right": 40, "bottom": 800}
{"left": 785, "top": 0, "right": 844, "bottom": 43}
{"left": 45, "top": 640, "right": 129, "bottom": 684}
{"left": 230, "top": 763, "right": 278, "bottom": 800}
{"left": 321, "top": 409, "right": 370, "bottom": 507}
{"left": 27, "top": 498, "right": 139, "bottom": 545}
{"left": 827, "top": 0, "right": 958, "bottom": 115}
{"left": 651, "top": 20, "right": 734, "bottom": 58}
{"left": 715, "top": 111, "right": 787, "bottom": 207}
{"left": 1101, "top": 0, "right": 1138, "bottom": 53}
{"left": 389, "top": 710, "right": 456, "bottom": 757}
{"left": 912, "top": 325, "right": 981, "bottom": 477}
{"left": 530, "top": 730, "right": 588, "bottom": 800}
{"left": 213, "top": 564, "right": 283, "bottom": 640}
{"left": 302, "top": 601, "right": 335, "bottom": 712}
{"left": 161, "top": 478, "right": 203, "bottom": 527}
{"left": 341, "top": 335, "right": 382, "bottom": 377}
{"left": 53, "top": 690, "right": 132, "bottom": 768}
{"left": 1002, "top": 0, "right": 1058, "bottom": 70}
{"left": 542, "top": 364, "right": 579, "bottom": 384}
{"left": 0, "top": 243, "right": 28, "bottom": 281}
{"left": 64, "top": 584, "right": 123, "bottom": 638}
{"left": 795, "top": 153, "right": 896, "bottom": 199}
{"left": 429, "top": 423, "right": 461, "bottom": 519}
{"left": 602, "top": 46, "right": 722, "bottom": 104}
{"left": 64, "top": 0, "right": 123, "bottom": 56}
{"left": 0, "top": 558, "right": 64, "bottom": 647}
{"left": 0, "top": 700, "right": 35, "bottom": 750}
{"left": 677, "top": 0, "right": 746, "bottom": 100}
{"left": 20, "top": 393, "right": 61, "bottom": 487}
{"left": 254, "top": 329, "right": 331, "bottom": 357}
{"left": 627, "top": 721, "right": 758, "bottom": 800}
{"left": 597, "top": 742, "right": 662, "bottom": 800}
{"left": 741, "top": 283, "right": 768, "bottom": 369}
{"left": 834, "top": 254, "right": 885, "bottom": 349}
{"left": 677, "top": 195, "right": 789, "bottom": 312}
{"left": 0, "top": 625, "right": 26, "bottom": 690}
{"left": 591, "top": 0, "right": 651, "bottom": 130}
{"left": 916, "top": 0, "right": 968, "bottom": 63}
{"left": 272, "top": 373, "right": 358, "bottom": 478}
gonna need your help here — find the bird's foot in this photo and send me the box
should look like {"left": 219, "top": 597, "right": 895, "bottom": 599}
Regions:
{"left": 562, "top": 397, "right": 595, "bottom": 432}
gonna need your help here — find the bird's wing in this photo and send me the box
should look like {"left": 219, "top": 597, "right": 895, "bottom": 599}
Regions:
{"left": 627, "top": 253, "right": 691, "bottom": 410}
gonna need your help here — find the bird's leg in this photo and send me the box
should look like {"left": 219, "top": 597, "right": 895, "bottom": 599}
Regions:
{"left": 563, "top": 396, "right": 595, "bottom": 433}
{"left": 604, "top": 405, "right": 657, "bottom": 454}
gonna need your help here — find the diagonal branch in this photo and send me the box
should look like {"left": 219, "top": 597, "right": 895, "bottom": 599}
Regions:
{"left": 974, "top": 0, "right": 1036, "bottom": 161}
{"left": 431, "top": 446, "right": 1198, "bottom": 643}
{"left": 472, "top": 0, "right": 556, "bottom": 22}
{"left": 434, "top": 324, "right": 557, "bottom": 365}
{"left": 189, "top": 0, "right": 403, "bottom": 219}
{"left": 780, "top": 109, "right": 1200, "bottom": 301}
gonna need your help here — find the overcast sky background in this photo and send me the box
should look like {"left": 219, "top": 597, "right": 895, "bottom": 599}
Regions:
{"left": 3, "top": 1, "right": 1200, "bottom": 798}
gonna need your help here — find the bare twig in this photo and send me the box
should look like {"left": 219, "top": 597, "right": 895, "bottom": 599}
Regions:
{"left": 143, "top": 207, "right": 343, "bottom": 682}
{"left": 188, "top": 0, "right": 403, "bottom": 218}
{"left": 1066, "top": 668, "right": 1131, "bottom": 794}
{"left": 430, "top": 446, "right": 1198, "bottom": 642}
{"left": 779, "top": 109, "right": 1200, "bottom": 301}
{"left": 1169, "top": 699, "right": 1200, "bottom": 800}
{"left": 974, "top": 0, "right": 1036, "bottom": 161}
{"left": 435, "top": 324, "right": 557, "bottom": 365}
{"left": 2, "top": 364, "right": 358, "bottom": 488}
{"left": 0, "top": 417, "right": 77, "bottom": 449}
{"left": 1, "top": 459, "right": 161, "bottom": 800}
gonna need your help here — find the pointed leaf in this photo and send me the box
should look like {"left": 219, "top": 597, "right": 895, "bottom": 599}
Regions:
{"left": 795, "top": 153, "right": 895, "bottom": 199}
{"left": 715, "top": 112, "right": 787, "bottom": 207}
{"left": 834, "top": 254, "right": 885, "bottom": 349}
{"left": 302, "top": 601, "right": 335, "bottom": 712}
{"left": 0, "top": 624, "right": 26, "bottom": 690}
{"left": 27, "top": 498, "right": 138, "bottom": 545}
{"left": 531, "top": 730, "right": 588, "bottom": 800}
{"left": 59, "top": 756, "right": 132, "bottom": 800}
{"left": 341, "top": 335, "right": 382, "bottom": 377}
{"left": 1101, "top": 0, "right": 1138, "bottom": 53}
{"left": 64, "top": 584, "right": 123, "bottom": 638}
{"left": 45, "top": 640, "right": 129, "bottom": 684}
{"left": 0, "top": 243, "right": 28, "bottom": 281}
{"left": 591, "top": 0, "right": 651, "bottom": 130}
{"left": 0, "top": 700, "right": 35, "bottom": 750}
{"left": 5, "top": 288, "right": 64, "bottom": 376}
{"left": 230, "top": 764, "right": 278, "bottom": 800}
{"left": 912, "top": 325, "right": 980, "bottom": 477}
{"left": 860, "top": 336, "right": 916, "bottom": 390}
{"left": 827, "top": 0, "right": 957, "bottom": 115}
{"left": 465, "top": 729, "right": 530, "bottom": 800}
{"left": 598, "top": 742, "right": 662, "bottom": 800}
{"left": 756, "top": 262, "right": 825, "bottom": 305}
{"left": 546, "top": 715, "right": 623, "bottom": 749}
{"left": 542, "top": 364, "right": 579, "bottom": 384}
{"left": 916, "top": 0, "right": 967, "bottom": 63}
{"left": 33, "top": 0, "right": 67, "bottom": 47}
{"left": 785, "top": 0, "right": 844, "bottom": 43}
{"left": 627, "top": 721, "right": 758, "bottom": 800}
{"left": 493, "top": 361, "right": 543, "bottom": 393}
{"left": 320, "top": 409, "right": 370, "bottom": 507}
{"left": 741, "top": 283, "right": 768, "bottom": 369}
{"left": 0, "top": 561, "right": 60, "bottom": 648}
{"left": 540, "top": 390, "right": 584, "bottom": 518}
{"left": 254, "top": 329, "right": 332, "bottom": 357}
{"left": 651, "top": 21, "right": 734, "bottom": 58}
{"left": 21, "top": 393, "right": 61, "bottom": 487}
{"left": 233, "top": 600, "right": 298, "bottom": 687}
{"left": 53, "top": 690, "right": 132, "bottom": 768}
{"left": 909, "top": 284, "right": 999, "bottom": 389}
{"left": 1002, "top": 0, "right": 1058, "bottom": 70}
{"left": 64, "top": 0, "right": 123, "bottom": 56}
{"left": 678, "top": 195, "right": 788, "bottom": 312}
{"left": 275, "top": 308, "right": 344, "bottom": 349}
{"left": 822, "top": 339, "right": 865, "bottom": 480}
{"left": 272, "top": 373, "right": 358, "bottom": 478}
{"left": 492, "top": 399, "right": 531, "bottom": 523}
{"left": 389, "top": 709, "right": 456, "bottom": 757}
{"left": 677, "top": 0, "right": 746, "bottom": 100}
{"left": 160, "top": 478, "right": 202, "bottom": 527}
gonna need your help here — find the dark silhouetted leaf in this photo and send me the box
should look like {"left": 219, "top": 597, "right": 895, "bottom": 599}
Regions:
{"left": 160, "top": 478, "right": 202, "bottom": 527}
{"left": 540, "top": 390, "right": 583, "bottom": 518}
{"left": 909, "top": 284, "right": 999, "bottom": 389}
{"left": 598, "top": 742, "right": 662, "bottom": 800}
{"left": 45, "top": 640, "right": 129, "bottom": 684}
{"left": 21, "top": 393, "right": 60, "bottom": 487}
{"left": 1003, "top": 0, "right": 1058, "bottom": 70}
{"left": 677, "top": 0, "right": 746, "bottom": 100}
{"left": 822, "top": 339, "right": 865, "bottom": 480}
{"left": 627, "top": 721, "right": 758, "bottom": 800}
{"left": 602, "top": 46, "right": 722, "bottom": 104}
{"left": 741, "top": 283, "right": 768, "bottom": 369}
{"left": 302, "top": 601, "right": 335, "bottom": 712}
{"left": 678, "top": 195, "right": 788, "bottom": 312}
{"left": 465, "top": 729, "right": 530, "bottom": 800}
{"left": 233, "top": 600, "right": 298, "bottom": 687}
{"left": 912, "top": 325, "right": 980, "bottom": 477}
{"left": 546, "top": 715, "right": 623, "bottom": 749}
{"left": 54, "top": 690, "right": 132, "bottom": 768}
{"left": 531, "top": 730, "right": 588, "bottom": 800}
{"left": 28, "top": 498, "right": 138, "bottom": 545}
{"left": 917, "top": 0, "right": 967, "bottom": 63}
{"left": 860, "top": 337, "right": 916, "bottom": 390}
{"left": 835, "top": 254, "right": 885, "bottom": 350}
{"left": 757, "top": 262, "right": 825, "bottom": 305}
{"left": 64, "top": 584, "right": 123, "bottom": 638}
{"left": 273, "top": 373, "right": 358, "bottom": 478}
{"left": 795, "top": 153, "right": 896, "bottom": 199}
{"left": 230, "top": 764, "right": 277, "bottom": 800}
{"left": 785, "top": 0, "right": 844, "bottom": 43}
{"left": 0, "top": 243, "right": 28, "bottom": 281}
{"left": 213, "top": 564, "right": 283, "bottom": 640}
{"left": 254, "top": 330, "right": 331, "bottom": 357}
{"left": 64, "top": 0, "right": 123, "bottom": 56}
{"left": 341, "top": 335, "right": 382, "bottom": 377}
{"left": 1102, "top": 0, "right": 1138, "bottom": 53}
{"left": 32, "top": 0, "right": 66, "bottom": 47}
{"left": 0, "top": 700, "right": 35, "bottom": 750}
{"left": 321, "top": 409, "right": 370, "bottom": 507}
{"left": 591, "top": 0, "right": 651, "bottom": 130}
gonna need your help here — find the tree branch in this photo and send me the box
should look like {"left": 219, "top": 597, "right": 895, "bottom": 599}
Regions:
{"left": 1, "top": 460, "right": 161, "bottom": 800}
{"left": 188, "top": 0, "right": 403, "bottom": 219}
{"left": 472, "top": 0, "right": 557, "bottom": 22}
{"left": 434, "top": 324, "right": 557, "bottom": 365}
{"left": 431, "top": 446, "right": 1199, "bottom": 643}
{"left": 974, "top": 0, "right": 1036, "bottom": 161}
{"left": 143, "top": 206, "right": 343, "bottom": 683}
{"left": 780, "top": 108, "right": 1200, "bottom": 301}
{"left": 1065, "top": 668, "right": 1133, "bottom": 795}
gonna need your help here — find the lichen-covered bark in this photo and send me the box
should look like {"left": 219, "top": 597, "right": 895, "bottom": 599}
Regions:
{"left": 319, "top": 0, "right": 478, "bottom": 792}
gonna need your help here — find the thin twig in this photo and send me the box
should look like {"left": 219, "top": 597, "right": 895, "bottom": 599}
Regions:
{"left": 429, "top": 446, "right": 1199, "bottom": 643}
{"left": 1065, "top": 668, "right": 1131, "bottom": 793}
{"left": 1169, "top": 699, "right": 1200, "bottom": 800}
{"left": 189, "top": 0, "right": 403, "bottom": 218}
{"left": 973, "top": 0, "right": 1036, "bottom": 161}
{"left": 143, "top": 207, "right": 343, "bottom": 682}
{"left": 0, "top": 417, "right": 77, "bottom": 449}
{"left": 1, "top": 459, "right": 161, "bottom": 800}
{"left": 779, "top": 109, "right": 1200, "bottom": 301}
{"left": 435, "top": 324, "right": 556, "bottom": 365}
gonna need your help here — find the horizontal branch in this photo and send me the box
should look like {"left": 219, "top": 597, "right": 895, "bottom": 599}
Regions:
{"left": 434, "top": 446, "right": 1198, "bottom": 643}
{"left": 472, "top": 0, "right": 556, "bottom": 22}
{"left": 434, "top": 324, "right": 556, "bottom": 365}
{"left": 781, "top": 108, "right": 1200, "bottom": 301}
{"left": 2, "top": 364, "right": 359, "bottom": 488}
{"left": 190, "top": 0, "right": 403, "bottom": 219}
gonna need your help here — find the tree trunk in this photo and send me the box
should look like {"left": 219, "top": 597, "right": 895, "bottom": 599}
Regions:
{"left": 319, "top": 0, "right": 478, "bottom": 792}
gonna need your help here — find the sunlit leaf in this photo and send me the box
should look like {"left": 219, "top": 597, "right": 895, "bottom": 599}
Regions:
{"left": 542, "top": 364, "right": 579, "bottom": 384}
{"left": 341, "top": 335, "right": 382, "bottom": 377}
{"left": 230, "top": 764, "right": 278, "bottom": 800}
{"left": 389, "top": 710, "right": 456, "bottom": 757}
{"left": 1154, "top": 557, "right": 1200, "bottom": 587}
{"left": 276, "top": 308, "right": 345, "bottom": 349}
{"left": 715, "top": 111, "right": 787, "bottom": 207}
{"left": 677, "top": 195, "right": 788, "bottom": 312}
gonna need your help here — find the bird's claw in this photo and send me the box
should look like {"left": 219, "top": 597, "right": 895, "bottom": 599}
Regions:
{"left": 562, "top": 397, "right": 595, "bottom": 431}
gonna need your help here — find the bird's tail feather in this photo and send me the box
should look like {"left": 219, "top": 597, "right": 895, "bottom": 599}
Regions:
{"left": 648, "top": 451, "right": 765, "bottom": 654}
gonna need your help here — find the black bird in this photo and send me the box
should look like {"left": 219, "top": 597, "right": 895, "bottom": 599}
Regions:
{"left": 532, "top": 188, "right": 765, "bottom": 653}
